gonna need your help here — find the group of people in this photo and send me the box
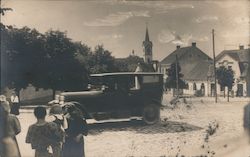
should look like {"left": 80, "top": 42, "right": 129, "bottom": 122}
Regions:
{"left": 0, "top": 96, "right": 21, "bottom": 157}
{"left": 0, "top": 94, "right": 88, "bottom": 157}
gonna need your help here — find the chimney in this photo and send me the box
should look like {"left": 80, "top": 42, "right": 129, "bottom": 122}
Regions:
{"left": 176, "top": 45, "right": 181, "bottom": 49}
{"left": 239, "top": 45, "right": 244, "bottom": 50}
{"left": 192, "top": 42, "right": 196, "bottom": 47}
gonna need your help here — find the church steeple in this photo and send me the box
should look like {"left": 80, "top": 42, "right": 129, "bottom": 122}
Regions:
{"left": 145, "top": 26, "right": 150, "bottom": 41}
{"left": 143, "top": 25, "right": 153, "bottom": 64}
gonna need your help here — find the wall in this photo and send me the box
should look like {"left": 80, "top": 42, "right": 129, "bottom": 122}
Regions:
{"left": 216, "top": 55, "right": 241, "bottom": 78}
{"left": 19, "top": 84, "right": 53, "bottom": 103}
{"left": 183, "top": 81, "right": 209, "bottom": 96}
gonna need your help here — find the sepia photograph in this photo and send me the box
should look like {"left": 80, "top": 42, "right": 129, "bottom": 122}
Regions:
{"left": 0, "top": 0, "right": 250, "bottom": 156}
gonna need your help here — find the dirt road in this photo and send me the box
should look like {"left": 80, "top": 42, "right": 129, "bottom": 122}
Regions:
{"left": 16, "top": 96, "right": 250, "bottom": 157}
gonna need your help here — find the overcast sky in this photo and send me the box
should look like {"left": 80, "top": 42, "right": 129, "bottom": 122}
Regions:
{"left": 1, "top": 0, "right": 249, "bottom": 60}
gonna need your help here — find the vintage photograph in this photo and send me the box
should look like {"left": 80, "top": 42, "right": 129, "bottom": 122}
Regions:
{"left": 0, "top": 0, "right": 250, "bottom": 156}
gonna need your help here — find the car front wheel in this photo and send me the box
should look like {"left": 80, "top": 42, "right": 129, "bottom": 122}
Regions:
{"left": 142, "top": 104, "right": 160, "bottom": 124}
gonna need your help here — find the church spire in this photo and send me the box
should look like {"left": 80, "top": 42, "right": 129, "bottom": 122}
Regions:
{"left": 143, "top": 24, "right": 153, "bottom": 64}
{"left": 145, "top": 26, "right": 150, "bottom": 41}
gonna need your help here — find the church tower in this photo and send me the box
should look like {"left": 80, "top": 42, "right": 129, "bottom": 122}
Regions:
{"left": 143, "top": 26, "right": 153, "bottom": 64}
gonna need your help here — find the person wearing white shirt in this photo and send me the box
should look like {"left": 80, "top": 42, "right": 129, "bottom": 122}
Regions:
{"left": 10, "top": 92, "right": 20, "bottom": 115}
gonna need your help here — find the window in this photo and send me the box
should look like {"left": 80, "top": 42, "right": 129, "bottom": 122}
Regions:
{"left": 142, "top": 76, "right": 160, "bottom": 83}
{"left": 193, "top": 83, "right": 197, "bottom": 90}
{"left": 201, "top": 83, "right": 205, "bottom": 89}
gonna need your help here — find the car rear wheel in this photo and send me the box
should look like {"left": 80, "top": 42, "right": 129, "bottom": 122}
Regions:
{"left": 142, "top": 104, "right": 160, "bottom": 124}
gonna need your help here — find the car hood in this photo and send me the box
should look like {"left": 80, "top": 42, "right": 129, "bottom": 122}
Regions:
{"left": 60, "top": 90, "right": 103, "bottom": 98}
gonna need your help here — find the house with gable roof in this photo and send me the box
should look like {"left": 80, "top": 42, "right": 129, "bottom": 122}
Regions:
{"left": 160, "top": 42, "right": 213, "bottom": 96}
{"left": 215, "top": 45, "right": 250, "bottom": 97}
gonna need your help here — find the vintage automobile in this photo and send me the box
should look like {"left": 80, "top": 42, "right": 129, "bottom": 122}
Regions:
{"left": 54, "top": 72, "right": 164, "bottom": 124}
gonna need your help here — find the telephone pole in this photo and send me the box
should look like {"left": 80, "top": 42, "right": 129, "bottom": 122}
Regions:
{"left": 212, "top": 29, "right": 217, "bottom": 103}
{"left": 175, "top": 55, "right": 179, "bottom": 98}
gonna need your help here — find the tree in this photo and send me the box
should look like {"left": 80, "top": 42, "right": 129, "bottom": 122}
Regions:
{"left": 87, "top": 45, "right": 116, "bottom": 74}
{"left": 34, "top": 30, "right": 89, "bottom": 93}
{"left": 216, "top": 66, "right": 235, "bottom": 102}
{"left": 165, "top": 61, "right": 187, "bottom": 95}
{"left": 1, "top": 26, "right": 45, "bottom": 91}
{"left": 115, "top": 55, "right": 144, "bottom": 72}
{"left": 114, "top": 55, "right": 155, "bottom": 72}
{"left": 1, "top": 27, "right": 91, "bottom": 94}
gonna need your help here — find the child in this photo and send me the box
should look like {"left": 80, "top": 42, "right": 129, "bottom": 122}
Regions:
{"left": 26, "top": 106, "right": 63, "bottom": 157}
{"left": 47, "top": 104, "right": 67, "bottom": 157}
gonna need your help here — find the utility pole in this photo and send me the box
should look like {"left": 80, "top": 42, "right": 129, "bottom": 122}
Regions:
{"left": 212, "top": 29, "right": 217, "bottom": 103}
{"left": 175, "top": 55, "right": 179, "bottom": 98}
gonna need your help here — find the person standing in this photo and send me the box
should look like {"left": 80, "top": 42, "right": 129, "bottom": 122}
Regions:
{"left": 62, "top": 102, "right": 88, "bottom": 157}
{"left": 10, "top": 92, "right": 20, "bottom": 115}
{"left": 0, "top": 100, "right": 21, "bottom": 157}
{"left": 26, "top": 106, "right": 64, "bottom": 157}
{"left": 47, "top": 104, "right": 67, "bottom": 157}
{"left": 243, "top": 103, "right": 250, "bottom": 143}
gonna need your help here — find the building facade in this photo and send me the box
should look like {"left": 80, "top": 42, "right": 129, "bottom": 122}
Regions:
{"left": 215, "top": 46, "right": 250, "bottom": 97}
{"left": 160, "top": 42, "right": 213, "bottom": 96}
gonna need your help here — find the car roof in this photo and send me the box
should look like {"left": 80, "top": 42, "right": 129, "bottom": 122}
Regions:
{"left": 90, "top": 72, "right": 163, "bottom": 77}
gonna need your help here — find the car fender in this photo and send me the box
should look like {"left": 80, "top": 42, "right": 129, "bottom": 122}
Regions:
{"left": 143, "top": 99, "right": 162, "bottom": 108}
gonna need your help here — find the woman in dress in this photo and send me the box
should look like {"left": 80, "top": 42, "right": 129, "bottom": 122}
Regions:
{"left": 0, "top": 100, "right": 21, "bottom": 157}
{"left": 62, "top": 102, "right": 88, "bottom": 157}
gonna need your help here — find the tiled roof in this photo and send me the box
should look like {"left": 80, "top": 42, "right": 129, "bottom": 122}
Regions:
{"left": 160, "top": 45, "right": 213, "bottom": 81}
{"left": 216, "top": 49, "right": 250, "bottom": 62}
{"left": 160, "top": 46, "right": 212, "bottom": 64}
{"left": 183, "top": 61, "right": 213, "bottom": 81}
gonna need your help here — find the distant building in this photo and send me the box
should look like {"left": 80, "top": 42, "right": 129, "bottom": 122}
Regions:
{"left": 216, "top": 45, "right": 250, "bottom": 97}
{"left": 160, "top": 42, "right": 213, "bottom": 96}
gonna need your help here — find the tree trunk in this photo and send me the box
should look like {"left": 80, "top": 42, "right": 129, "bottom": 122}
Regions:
{"left": 224, "top": 89, "right": 225, "bottom": 98}
{"left": 227, "top": 89, "right": 229, "bottom": 102}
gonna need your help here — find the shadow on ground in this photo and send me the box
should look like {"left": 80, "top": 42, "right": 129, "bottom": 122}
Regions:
{"left": 88, "top": 119, "right": 202, "bottom": 135}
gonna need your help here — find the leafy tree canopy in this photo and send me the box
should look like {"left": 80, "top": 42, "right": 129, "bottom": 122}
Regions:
{"left": 216, "top": 66, "right": 235, "bottom": 89}
{"left": 1, "top": 26, "right": 115, "bottom": 92}
{"left": 165, "top": 62, "right": 187, "bottom": 89}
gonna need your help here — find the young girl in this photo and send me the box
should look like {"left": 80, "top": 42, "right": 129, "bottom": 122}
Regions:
{"left": 26, "top": 106, "right": 64, "bottom": 157}
{"left": 47, "top": 104, "right": 67, "bottom": 157}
